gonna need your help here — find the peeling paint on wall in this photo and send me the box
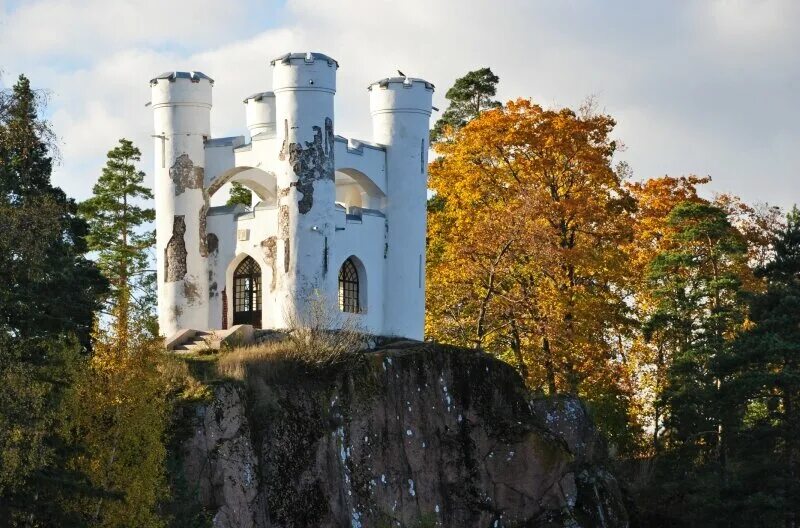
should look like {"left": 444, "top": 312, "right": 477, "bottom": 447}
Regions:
{"left": 261, "top": 236, "right": 278, "bottom": 291}
{"left": 278, "top": 204, "right": 291, "bottom": 274}
{"left": 208, "top": 268, "right": 218, "bottom": 299}
{"left": 206, "top": 233, "right": 219, "bottom": 255}
{"left": 170, "top": 153, "right": 204, "bottom": 195}
{"left": 183, "top": 277, "right": 200, "bottom": 305}
{"left": 207, "top": 234, "right": 219, "bottom": 299}
{"left": 278, "top": 205, "right": 290, "bottom": 237}
{"left": 199, "top": 191, "right": 211, "bottom": 257}
{"left": 278, "top": 119, "right": 289, "bottom": 162}
{"left": 279, "top": 117, "right": 334, "bottom": 214}
{"left": 165, "top": 215, "right": 187, "bottom": 282}
{"left": 171, "top": 304, "right": 183, "bottom": 322}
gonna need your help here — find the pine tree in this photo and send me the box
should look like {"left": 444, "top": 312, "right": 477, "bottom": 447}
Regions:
{"left": 642, "top": 201, "right": 752, "bottom": 525}
{"left": 0, "top": 74, "right": 106, "bottom": 524}
{"left": 430, "top": 67, "right": 501, "bottom": 142}
{"left": 719, "top": 207, "right": 800, "bottom": 527}
{"left": 227, "top": 181, "right": 252, "bottom": 207}
{"left": 0, "top": 75, "right": 107, "bottom": 345}
{"left": 80, "top": 139, "right": 155, "bottom": 343}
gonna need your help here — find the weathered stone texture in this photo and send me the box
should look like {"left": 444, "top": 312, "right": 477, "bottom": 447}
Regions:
{"left": 173, "top": 343, "right": 628, "bottom": 527}
{"left": 169, "top": 153, "right": 204, "bottom": 195}
{"left": 177, "top": 384, "right": 264, "bottom": 528}
{"left": 261, "top": 236, "right": 278, "bottom": 291}
{"left": 279, "top": 118, "right": 334, "bottom": 214}
{"left": 165, "top": 215, "right": 187, "bottom": 282}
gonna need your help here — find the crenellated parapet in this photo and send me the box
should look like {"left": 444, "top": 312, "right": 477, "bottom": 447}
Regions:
{"left": 151, "top": 53, "right": 434, "bottom": 340}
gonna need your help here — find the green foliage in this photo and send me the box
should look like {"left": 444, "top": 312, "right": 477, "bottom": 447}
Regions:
{"left": 646, "top": 202, "right": 749, "bottom": 453}
{"left": 713, "top": 206, "right": 800, "bottom": 526}
{"left": 80, "top": 138, "right": 156, "bottom": 340}
{"left": 60, "top": 328, "right": 170, "bottom": 527}
{"left": 226, "top": 181, "right": 252, "bottom": 207}
{"left": 633, "top": 204, "right": 800, "bottom": 526}
{"left": 0, "top": 75, "right": 109, "bottom": 525}
{"left": 0, "top": 334, "right": 86, "bottom": 525}
{"left": 430, "top": 67, "right": 501, "bottom": 142}
{"left": 0, "top": 74, "right": 107, "bottom": 347}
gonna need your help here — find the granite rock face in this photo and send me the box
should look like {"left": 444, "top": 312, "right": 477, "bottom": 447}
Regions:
{"left": 172, "top": 342, "right": 628, "bottom": 527}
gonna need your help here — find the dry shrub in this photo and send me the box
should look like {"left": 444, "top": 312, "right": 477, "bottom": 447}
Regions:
{"left": 217, "top": 291, "right": 368, "bottom": 385}
{"left": 157, "top": 353, "right": 213, "bottom": 402}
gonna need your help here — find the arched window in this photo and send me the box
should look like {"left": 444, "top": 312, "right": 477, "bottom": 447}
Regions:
{"left": 338, "top": 258, "right": 360, "bottom": 313}
{"left": 233, "top": 256, "right": 262, "bottom": 328}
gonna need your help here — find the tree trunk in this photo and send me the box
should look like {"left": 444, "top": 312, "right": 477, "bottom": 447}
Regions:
{"left": 543, "top": 336, "right": 557, "bottom": 395}
{"left": 510, "top": 320, "right": 529, "bottom": 382}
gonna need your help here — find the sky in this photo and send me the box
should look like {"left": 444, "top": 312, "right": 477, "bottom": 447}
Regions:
{"left": 0, "top": 0, "right": 797, "bottom": 210}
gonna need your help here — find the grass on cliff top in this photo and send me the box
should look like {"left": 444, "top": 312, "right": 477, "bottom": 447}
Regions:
{"left": 218, "top": 325, "right": 368, "bottom": 385}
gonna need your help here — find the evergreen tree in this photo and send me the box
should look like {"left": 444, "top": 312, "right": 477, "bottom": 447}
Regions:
{"left": 80, "top": 139, "right": 155, "bottom": 343}
{"left": 642, "top": 201, "right": 752, "bottom": 526}
{"left": 226, "top": 181, "right": 252, "bottom": 207}
{"left": 718, "top": 207, "right": 800, "bottom": 527}
{"left": 0, "top": 74, "right": 106, "bottom": 524}
{"left": 430, "top": 67, "right": 501, "bottom": 142}
{"left": 0, "top": 75, "right": 107, "bottom": 345}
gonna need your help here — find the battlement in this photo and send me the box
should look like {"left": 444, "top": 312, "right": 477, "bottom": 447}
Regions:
{"left": 243, "top": 92, "right": 276, "bottom": 137}
{"left": 269, "top": 52, "right": 339, "bottom": 67}
{"left": 369, "top": 76, "right": 434, "bottom": 117}
{"left": 149, "top": 71, "right": 214, "bottom": 86}
{"left": 368, "top": 77, "right": 435, "bottom": 91}
{"left": 243, "top": 91, "right": 275, "bottom": 103}
{"left": 271, "top": 51, "right": 338, "bottom": 94}
{"left": 150, "top": 71, "right": 212, "bottom": 112}
{"left": 151, "top": 51, "right": 432, "bottom": 340}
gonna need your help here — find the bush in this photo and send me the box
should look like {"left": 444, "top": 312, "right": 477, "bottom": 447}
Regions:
{"left": 218, "top": 291, "right": 368, "bottom": 385}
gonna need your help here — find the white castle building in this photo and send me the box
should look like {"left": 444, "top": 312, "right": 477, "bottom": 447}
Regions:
{"left": 150, "top": 52, "right": 434, "bottom": 341}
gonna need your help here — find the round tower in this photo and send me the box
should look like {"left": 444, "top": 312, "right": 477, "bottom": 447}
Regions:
{"left": 270, "top": 52, "right": 338, "bottom": 326}
{"left": 369, "top": 76, "right": 435, "bottom": 339}
{"left": 150, "top": 71, "right": 213, "bottom": 336}
{"left": 243, "top": 91, "right": 276, "bottom": 137}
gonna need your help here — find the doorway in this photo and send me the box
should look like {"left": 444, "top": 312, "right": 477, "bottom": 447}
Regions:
{"left": 233, "top": 256, "right": 262, "bottom": 328}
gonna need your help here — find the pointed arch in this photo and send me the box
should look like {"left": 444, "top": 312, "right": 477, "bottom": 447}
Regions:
{"left": 338, "top": 255, "right": 367, "bottom": 313}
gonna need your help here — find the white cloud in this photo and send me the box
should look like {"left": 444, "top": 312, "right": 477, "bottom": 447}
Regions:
{"left": 0, "top": 0, "right": 278, "bottom": 61}
{"left": 1, "top": 0, "right": 797, "bottom": 209}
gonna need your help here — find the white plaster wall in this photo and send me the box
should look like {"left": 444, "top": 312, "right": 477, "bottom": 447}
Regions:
{"left": 152, "top": 74, "right": 213, "bottom": 337}
{"left": 232, "top": 206, "right": 279, "bottom": 329}
{"left": 334, "top": 138, "right": 387, "bottom": 195}
{"left": 205, "top": 137, "right": 245, "bottom": 187}
{"left": 152, "top": 55, "right": 430, "bottom": 340}
{"left": 205, "top": 209, "right": 240, "bottom": 329}
{"left": 331, "top": 210, "right": 386, "bottom": 335}
{"left": 369, "top": 78, "right": 434, "bottom": 339}
{"left": 234, "top": 135, "right": 278, "bottom": 174}
{"left": 244, "top": 92, "right": 276, "bottom": 137}
{"left": 272, "top": 54, "right": 338, "bottom": 326}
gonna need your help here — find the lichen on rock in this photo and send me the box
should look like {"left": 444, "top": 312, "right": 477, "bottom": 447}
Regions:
{"left": 169, "top": 342, "right": 629, "bottom": 528}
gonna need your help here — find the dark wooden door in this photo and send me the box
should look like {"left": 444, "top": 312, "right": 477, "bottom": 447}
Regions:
{"left": 233, "top": 256, "right": 262, "bottom": 328}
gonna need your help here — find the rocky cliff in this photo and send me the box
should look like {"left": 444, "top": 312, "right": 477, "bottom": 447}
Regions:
{"left": 167, "top": 341, "right": 628, "bottom": 527}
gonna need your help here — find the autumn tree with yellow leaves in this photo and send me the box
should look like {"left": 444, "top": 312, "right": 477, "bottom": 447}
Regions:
{"left": 427, "top": 98, "right": 639, "bottom": 444}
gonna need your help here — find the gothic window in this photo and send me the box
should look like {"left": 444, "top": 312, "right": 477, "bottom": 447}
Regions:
{"left": 338, "top": 258, "right": 360, "bottom": 313}
{"left": 233, "top": 256, "right": 262, "bottom": 328}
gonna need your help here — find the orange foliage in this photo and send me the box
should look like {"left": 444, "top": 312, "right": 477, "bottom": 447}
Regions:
{"left": 427, "top": 99, "right": 635, "bottom": 400}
